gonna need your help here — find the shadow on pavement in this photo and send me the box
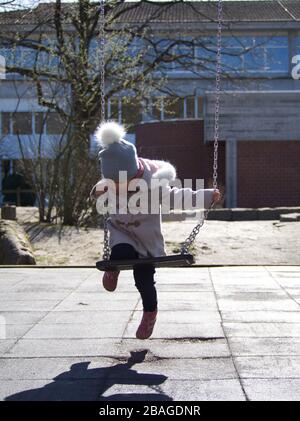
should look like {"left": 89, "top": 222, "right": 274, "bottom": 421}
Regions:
{"left": 5, "top": 350, "right": 172, "bottom": 401}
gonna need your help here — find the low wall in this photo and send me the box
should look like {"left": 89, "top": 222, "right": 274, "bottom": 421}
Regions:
{"left": 162, "top": 207, "right": 300, "bottom": 222}
{"left": 0, "top": 220, "right": 36, "bottom": 265}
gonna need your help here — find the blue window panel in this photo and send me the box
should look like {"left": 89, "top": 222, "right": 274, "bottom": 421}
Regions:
{"left": 244, "top": 47, "right": 265, "bottom": 71}
{"left": 264, "top": 36, "right": 288, "bottom": 47}
{"left": 0, "top": 45, "right": 60, "bottom": 72}
{"left": 296, "top": 36, "right": 300, "bottom": 54}
{"left": 194, "top": 46, "right": 216, "bottom": 73}
{"left": 265, "top": 47, "right": 289, "bottom": 72}
{"left": 222, "top": 36, "right": 244, "bottom": 49}
{"left": 198, "top": 36, "right": 217, "bottom": 48}
{"left": 234, "top": 36, "right": 255, "bottom": 48}
{"left": 222, "top": 49, "right": 244, "bottom": 72}
{"left": 176, "top": 43, "right": 193, "bottom": 67}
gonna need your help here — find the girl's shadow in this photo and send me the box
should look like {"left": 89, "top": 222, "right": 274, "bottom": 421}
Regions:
{"left": 5, "top": 350, "right": 172, "bottom": 401}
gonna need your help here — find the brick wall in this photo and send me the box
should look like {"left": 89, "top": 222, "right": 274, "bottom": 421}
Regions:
{"left": 237, "top": 141, "right": 300, "bottom": 208}
{"left": 135, "top": 120, "right": 225, "bottom": 191}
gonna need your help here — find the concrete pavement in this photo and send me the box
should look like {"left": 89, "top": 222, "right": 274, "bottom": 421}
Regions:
{"left": 0, "top": 266, "right": 300, "bottom": 401}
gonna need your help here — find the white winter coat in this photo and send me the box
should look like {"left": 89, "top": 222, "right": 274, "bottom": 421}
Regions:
{"left": 91, "top": 158, "right": 214, "bottom": 258}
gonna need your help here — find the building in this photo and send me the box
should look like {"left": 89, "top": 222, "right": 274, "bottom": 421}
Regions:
{"left": 0, "top": 1, "right": 300, "bottom": 208}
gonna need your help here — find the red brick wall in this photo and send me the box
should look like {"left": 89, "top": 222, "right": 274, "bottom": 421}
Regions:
{"left": 237, "top": 141, "right": 300, "bottom": 208}
{"left": 135, "top": 120, "right": 225, "bottom": 190}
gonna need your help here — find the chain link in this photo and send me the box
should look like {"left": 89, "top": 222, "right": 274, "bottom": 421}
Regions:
{"left": 99, "top": 0, "right": 111, "bottom": 261}
{"left": 103, "top": 212, "right": 111, "bottom": 261}
{"left": 99, "top": 0, "right": 106, "bottom": 123}
{"left": 180, "top": 0, "right": 223, "bottom": 255}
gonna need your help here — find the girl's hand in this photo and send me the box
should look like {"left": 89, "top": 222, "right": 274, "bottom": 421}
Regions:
{"left": 212, "top": 189, "right": 221, "bottom": 204}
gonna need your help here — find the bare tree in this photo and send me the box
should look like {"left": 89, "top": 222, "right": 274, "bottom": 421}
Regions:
{"left": 0, "top": 0, "right": 261, "bottom": 224}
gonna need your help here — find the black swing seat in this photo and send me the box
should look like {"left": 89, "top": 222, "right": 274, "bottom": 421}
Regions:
{"left": 96, "top": 253, "right": 195, "bottom": 271}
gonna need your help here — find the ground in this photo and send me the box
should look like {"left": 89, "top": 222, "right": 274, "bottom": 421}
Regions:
{"left": 1, "top": 266, "right": 300, "bottom": 401}
{"left": 17, "top": 207, "right": 300, "bottom": 266}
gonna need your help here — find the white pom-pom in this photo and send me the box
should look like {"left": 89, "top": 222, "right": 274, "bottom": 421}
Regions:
{"left": 94, "top": 121, "right": 126, "bottom": 147}
{"left": 152, "top": 160, "right": 177, "bottom": 181}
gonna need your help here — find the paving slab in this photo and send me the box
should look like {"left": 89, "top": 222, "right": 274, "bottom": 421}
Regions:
{"left": 0, "top": 300, "right": 61, "bottom": 312}
{"left": 0, "top": 340, "right": 16, "bottom": 356}
{"left": 228, "top": 337, "right": 300, "bottom": 356}
{"left": 104, "top": 358, "right": 237, "bottom": 381}
{"left": 242, "top": 379, "right": 300, "bottom": 401}
{"left": 116, "top": 339, "right": 230, "bottom": 359}
{"left": 101, "top": 379, "right": 246, "bottom": 401}
{"left": 136, "top": 300, "right": 218, "bottom": 312}
{"left": 0, "top": 357, "right": 114, "bottom": 380}
{"left": 222, "top": 311, "right": 300, "bottom": 323}
{"left": 0, "top": 266, "right": 299, "bottom": 401}
{"left": 3, "top": 324, "right": 36, "bottom": 340}
{"left": 124, "top": 322, "right": 224, "bottom": 340}
{"left": 54, "top": 299, "right": 139, "bottom": 312}
{"left": 23, "top": 322, "right": 128, "bottom": 339}
{"left": 0, "top": 312, "right": 46, "bottom": 325}
{"left": 5, "top": 338, "right": 124, "bottom": 358}
{"left": 223, "top": 322, "right": 300, "bottom": 338}
{"left": 0, "top": 379, "right": 105, "bottom": 401}
{"left": 39, "top": 310, "right": 132, "bottom": 325}
{"left": 235, "top": 356, "right": 300, "bottom": 378}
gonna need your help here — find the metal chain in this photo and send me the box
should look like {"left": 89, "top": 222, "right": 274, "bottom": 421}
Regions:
{"left": 99, "top": 0, "right": 106, "bottom": 122}
{"left": 99, "top": 0, "right": 111, "bottom": 261}
{"left": 213, "top": 0, "right": 223, "bottom": 191}
{"left": 100, "top": 0, "right": 223, "bottom": 259}
{"left": 181, "top": 0, "right": 223, "bottom": 255}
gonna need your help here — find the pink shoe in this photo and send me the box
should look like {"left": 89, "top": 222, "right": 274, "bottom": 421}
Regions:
{"left": 136, "top": 309, "right": 158, "bottom": 340}
{"left": 102, "top": 270, "right": 120, "bottom": 292}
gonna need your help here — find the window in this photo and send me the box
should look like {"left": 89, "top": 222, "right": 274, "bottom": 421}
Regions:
{"left": 296, "top": 35, "right": 300, "bottom": 54}
{"left": 1, "top": 112, "right": 10, "bottom": 134}
{"left": 46, "top": 113, "right": 65, "bottom": 135}
{"left": 35, "top": 112, "right": 45, "bottom": 134}
{"left": 122, "top": 98, "right": 142, "bottom": 131}
{"left": 197, "top": 97, "right": 204, "bottom": 117}
{"left": 109, "top": 98, "right": 120, "bottom": 122}
{"left": 12, "top": 112, "right": 32, "bottom": 135}
{"left": 144, "top": 96, "right": 203, "bottom": 121}
{"left": 186, "top": 96, "right": 196, "bottom": 118}
{"left": 222, "top": 35, "right": 288, "bottom": 74}
{"left": 145, "top": 37, "right": 194, "bottom": 73}
{"left": 164, "top": 97, "right": 183, "bottom": 119}
{"left": 151, "top": 98, "right": 163, "bottom": 120}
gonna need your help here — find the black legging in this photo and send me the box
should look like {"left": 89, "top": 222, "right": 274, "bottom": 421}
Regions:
{"left": 110, "top": 243, "right": 157, "bottom": 312}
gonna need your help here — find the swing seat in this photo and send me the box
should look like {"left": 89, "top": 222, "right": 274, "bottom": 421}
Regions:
{"left": 96, "top": 253, "right": 195, "bottom": 271}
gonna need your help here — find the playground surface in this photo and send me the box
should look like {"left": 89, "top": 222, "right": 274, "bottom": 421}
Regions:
{"left": 0, "top": 265, "right": 300, "bottom": 401}
{"left": 23, "top": 219, "right": 300, "bottom": 267}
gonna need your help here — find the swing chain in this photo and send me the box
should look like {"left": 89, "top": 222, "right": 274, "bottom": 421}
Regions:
{"left": 103, "top": 212, "right": 111, "bottom": 261}
{"left": 180, "top": 0, "right": 222, "bottom": 255}
{"left": 213, "top": 0, "right": 223, "bottom": 191}
{"left": 99, "top": 0, "right": 106, "bottom": 122}
{"left": 100, "top": 0, "right": 222, "bottom": 260}
{"left": 99, "top": 0, "right": 111, "bottom": 261}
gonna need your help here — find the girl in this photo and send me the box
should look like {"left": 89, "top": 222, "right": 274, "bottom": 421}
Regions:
{"left": 91, "top": 122, "right": 220, "bottom": 340}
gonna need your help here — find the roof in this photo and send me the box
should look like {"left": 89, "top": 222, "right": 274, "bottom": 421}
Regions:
{"left": 0, "top": 1, "right": 300, "bottom": 26}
